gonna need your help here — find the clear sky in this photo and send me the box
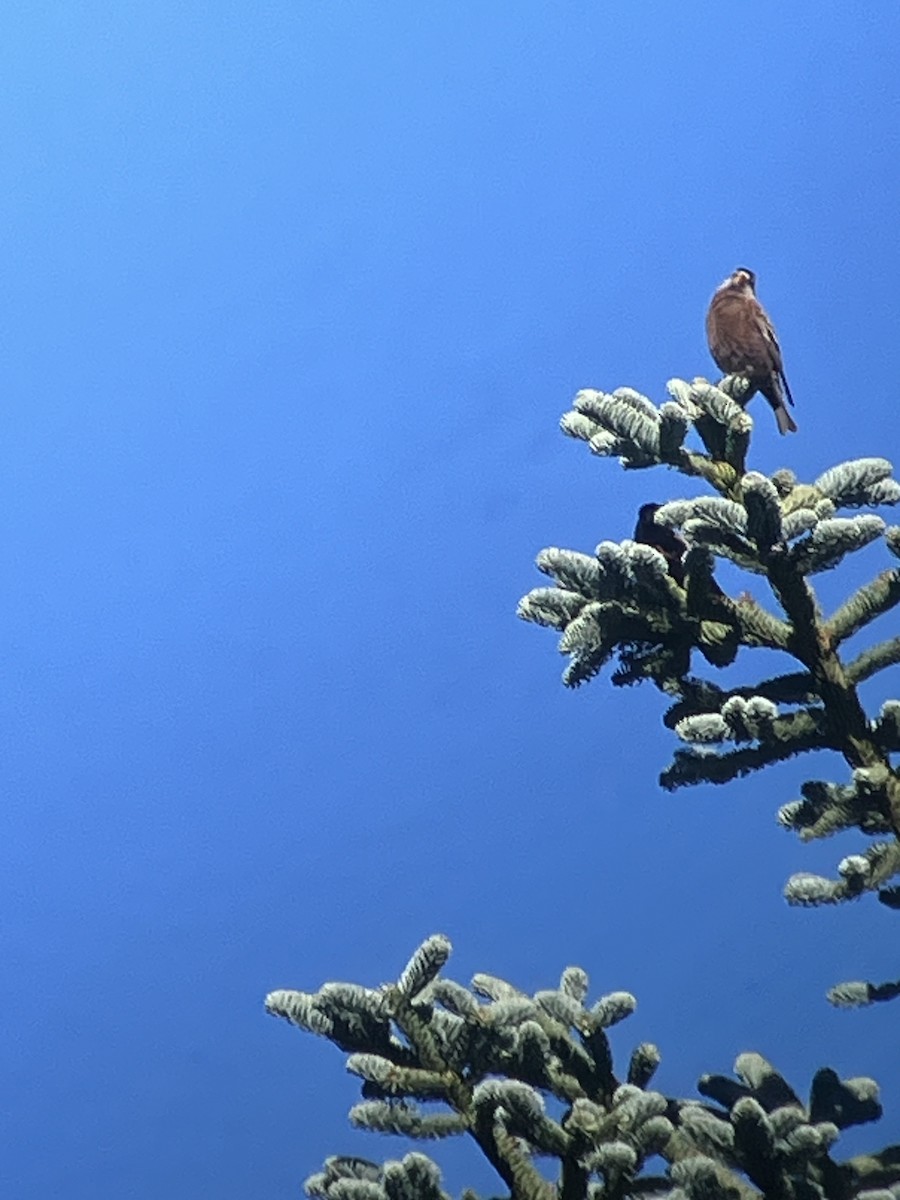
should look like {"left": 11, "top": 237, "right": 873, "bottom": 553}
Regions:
{"left": 2, "top": 4, "right": 899, "bottom": 1196}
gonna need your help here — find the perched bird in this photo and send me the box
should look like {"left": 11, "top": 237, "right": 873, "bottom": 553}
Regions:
{"left": 634, "top": 503, "right": 729, "bottom": 603}
{"left": 705, "top": 267, "right": 797, "bottom": 435}
{"left": 634, "top": 502, "right": 687, "bottom": 585}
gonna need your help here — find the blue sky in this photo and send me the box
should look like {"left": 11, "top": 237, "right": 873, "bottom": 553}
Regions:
{"left": 2, "top": 4, "right": 899, "bottom": 1196}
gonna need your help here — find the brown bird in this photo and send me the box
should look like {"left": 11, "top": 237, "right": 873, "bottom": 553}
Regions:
{"left": 634, "top": 502, "right": 687, "bottom": 585}
{"left": 705, "top": 267, "right": 797, "bottom": 435}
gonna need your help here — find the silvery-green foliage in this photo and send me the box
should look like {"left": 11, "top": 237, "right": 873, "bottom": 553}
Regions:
{"left": 524, "top": 375, "right": 900, "bottom": 1005}
{"left": 586, "top": 1139, "right": 638, "bottom": 1180}
{"left": 559, "top": 410, "right": 600, "bottom": 442}
{"left": 594, "top": 540, "right": 635, "bottom": 591}
{"left": 560, "top": 965, "right": 590, "bottom": 1002}
{"left": 349, "top": 1102, "right": 468, "bottom": 1139}
{"left": 476, "top": 1080, "right": 571, "bottom": 1157}
{"left": 565, "top": 388, "right": 661, "bottom": 465}
{"left": 657, "top": 496, "right": 748, "bottom": 533}
{"left": 590, "top": 991, "right": 637, "bottom": 1029}
{"left": 381, "top": 1154, "right": 447, "bottom": 1200}
{"left": 590, "top": 1139, "right": 637, "bottom": 1169}
{"left": 827, "top": 980, "right": 883, "bottom": 1008}
{"left": 304, "top": 1155, "right": 383, "bottom": 1199}
{"left": 875, "top": 700, "right": 900, "bottom": 747}
{"left": 634, "top": 1113, "right": 675, "bottom": 1155}
{"left": 480, "top": 996, "right": 537, "bottom": 1027}
{"left": 565, "top": 1096, "right": 606, "bottom": 1137}
{"left": 814, "top": 458, "right": 899, "bottom": 508}
{"left": 512, "top": 1020, "right": 553, "bottom": 1083}
{"left": 828, "top": 571, "right": 900, "bottom": 646}
{"left": 426, "top": 1009, "right": 472, "bottom": 1071}
{"left": 346, "top": 1055, "right": 450, "bottom": 1100}
{"left": 766, "top": 1105, "right": 807, "bottom": 1137}
{"left": 265, "top": 982, "right": 404, "bottom": 1061}
{"left": 278, "top": 363, "right": 900, "bottom": 1195}
{"left": 628, "top": 1041, "right": 661, "bottom": 1089}
{"left": 782, "top": 507, "right": 820, "bottom": 541}
{"left": 319, "top": 983, "right": 389, "bottom": 1019}
{"left": 535, "top": 547, "right": 607, "bottom": 598}
{"left": 660, "top": 401, "right": 690, "bottom": 456}
{"left": 612, "top": 386, "right": 663, "bottom": 420}
{"left": 676, "top": 696, "right": 780, "bottom": 746}
{"left": 609, "top": 1084, "right": 668, "bottom": 1135}
{"left": 742, "top": 472, "right": 784, "bottom": 551}
{"left": 562, "top": 377, "right": 759, "bottom": 481}
{"left": 266, "top": 989, "right": 333, "bottom": 1035}
{"left": 861, "top": 479, "right": 900, "bottom": 506}
{"left": 307, "top": 1155, "right": 382, "bottom": 1193}
{"left": 669, "top": 1155, "right": 744, "bottom": 1200}
{"left": 790, "top": 514, "right": 886, "bottom": 575}
{"left": 429, "top": 978, "right": 481, "bottom": 1020}
{"left": 678, "top": 1104, "right": 736, "bottom": 1157}
{"left": 784, "top": 873, "right": 846, "bottom": 906}
{"left": 781, "top": 1120, "right": 839, "bottom": 1153}
{"left": 733, "top": 1052, "right": 799, "bottom": 1100}
{"left": 307, "top": 1178, "right": 383, "bottom": 1200}
{"left": 687, "top": 379, "right": 753, "bottom": 432}
{"left": 784, "top": 842, "right": 900, "bottom": 909}
{"left": 274, "top": 937, "right": 897, "bottom": 1199}
{"left": 675, "top": 713, "right": 731, "bottom": 744}
{"left": 304, "top": 1153, "right": 450, "bottom": 1200}
{"left": 513, "top": 586, "right": 586, "bottom": 630}
{"left": 396, "top": 934, "right": 452, "bottom": 999}
{"left": 472, "top": 1078, "right": 545, "bottom": 1120}
{"left": 682, "top": 519, "right": 762, "bottom": 571}
{"left": 777, "top": 784, "right": 891, "bottom": 839}
{"left": 839, "top": 853, "right": 874, "bottom": 883}
{"left": 723, "top": 695, "right": 779, "bottom": 739}
{"left": 834, "top": 1074, "right": 880, "bottom": 1113}
{"left": 664, "top": 376, "right": 696, "bottom": 409}
{"left": 627, "top": 541, "right": 677, "bottom": 596}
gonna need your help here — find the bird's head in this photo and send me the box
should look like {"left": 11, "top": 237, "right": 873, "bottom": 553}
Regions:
{"left": 725, "top": 266, "right": 757, "bottom": 293}
{"left": 638, "top": 502, "right": 661, "bottom": 521}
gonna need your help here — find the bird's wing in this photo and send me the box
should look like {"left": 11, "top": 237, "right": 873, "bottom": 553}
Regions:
{"left": 779, "top": 368, "right": 795, "bottom": 407}
{"left": 755, "top": 303, "right": 795, "bottom": 407}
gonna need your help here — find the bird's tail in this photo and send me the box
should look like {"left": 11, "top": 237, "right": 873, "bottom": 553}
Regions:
{"left": 776, "top": 405, "right": 798, "bottom": 435}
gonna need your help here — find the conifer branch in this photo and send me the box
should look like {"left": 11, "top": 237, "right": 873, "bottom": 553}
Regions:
{"left": 846, "top": 635, "right": 900, "bottom": 685}
{"left": 825, "top": 568, "right": 900, "bottom": 645}
{"left": 522, "top": 374, "right": 900, "bottom": 1002}
{"left": 270, "top": 937, "right": 899, "bottom": 1199}
{"left": 273, "top": 367, "right": 900, "bottom": 1197}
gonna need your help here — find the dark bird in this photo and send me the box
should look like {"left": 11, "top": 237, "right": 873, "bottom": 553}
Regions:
{"left": 634, "top": 503, "right": 729, "bottom": 605}
{"left": 634, "top": 502, "right": 687, "bottom": 585}
{"left": 706, "top": 267, "right": 797, "bottom": 435}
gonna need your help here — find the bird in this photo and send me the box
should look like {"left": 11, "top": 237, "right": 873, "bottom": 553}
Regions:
{"left": 634, "top": 503, "right": 730, "bottom": 604}
{"left": 634, "top": 502, "right": 687, "bottom": 585}
{"left": 705, "top": 267, "right": 797, "bottom": 435}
